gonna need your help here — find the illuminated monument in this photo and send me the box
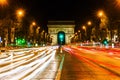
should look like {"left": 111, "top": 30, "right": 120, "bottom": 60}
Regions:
{"left": 47, "top": 21, "right": 75, "bottom": 45}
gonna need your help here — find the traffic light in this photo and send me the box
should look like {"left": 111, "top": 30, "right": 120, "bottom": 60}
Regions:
{"left": 59, "top": 34, "right": 64, "bottom": 40}
{"left": 59, "top": 33, "right": 64, "bottom": 44}
{"left": 102, "top": 39, "right": 108, "bottom": 45}
{"left": 58, "top": 32, "right": 65, "bottom": 45}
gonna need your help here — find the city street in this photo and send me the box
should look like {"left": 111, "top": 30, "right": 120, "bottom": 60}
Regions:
{"left": 61, "top": 45, "right": 120, "bottom": 80}
{"left": 0, "top": 46, "right": 64, "bottom": 80}
{"left": 1, "top": 45, "right": 120, "bottom": 80}
{"left": 1, "top": 0, "right": 120, "bottom": 80}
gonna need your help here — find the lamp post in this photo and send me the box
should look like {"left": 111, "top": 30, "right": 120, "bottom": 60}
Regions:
{"left": 97, "top": 10, "right": 108, "bottom": 41}
{"left": 82, "top": 25, "right": 86, "bottom": 35}
{"left": 97, "top": 10, "right": 103, "bottom": 41}
{"left": 87, "top": 21, "right": 92, "bottom": 41}
{"left": 78, "top": 30, "right": 81, "bottom": 42}
{"left": 31, "top": 22, "right": 41, "bottom": 46}
{"left": 82, "top": 25, "right": 86, "bottom": 41}
{"left": 29, "top": 22, "right": 35, "bottom": 46}
{"left": 14, "top": 8, "right": 25, "bottom": 45}
{"left": 31, "top": 21, "right": 36, "bottom": 45}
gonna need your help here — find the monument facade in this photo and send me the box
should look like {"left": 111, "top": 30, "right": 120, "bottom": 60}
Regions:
{"left": 47, "top": 21, "right": 75, "bottom": 45}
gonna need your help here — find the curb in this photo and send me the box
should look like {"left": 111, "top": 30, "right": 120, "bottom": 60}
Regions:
{"left": 55, "top": 54, "right": 65, "bottom": 80}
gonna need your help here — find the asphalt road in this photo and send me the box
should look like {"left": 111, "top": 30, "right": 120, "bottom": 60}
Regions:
{"left": 0, "top": 46, "right": 63, "bottom": 80}
{"left": 1, "top": 46, "right": 120, "bottom": 80}
{"left": 60, "top": 46, "right": 120, "bottom": 80}
{"left": 61, "top": 52, "right": 96, "bottom": 80}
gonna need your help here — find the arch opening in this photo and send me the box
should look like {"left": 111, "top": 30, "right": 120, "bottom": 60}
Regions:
{"left": 57, "top": 31, "right": 65, "bottom": 45}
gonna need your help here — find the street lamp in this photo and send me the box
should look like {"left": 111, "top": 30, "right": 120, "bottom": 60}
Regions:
{"left": 32, "top": 22, "right": 36, "bottom": 26}
{"left": 31, "top": 21, "right": 37, "bottom": 45}
{"left": 87, "top": 21, "right": 92, "bottom": 26}
{"left": 97, "top": 10, "right": 109, "bottom": 41}
{"left": 87, "top": 21, "right": 92, "bottom": 41}
{"left": 0, "top": 0, "right": 8, "bottom": 7}
{"left": 14, "top": 8, "right": 25, "bottom": 46}
{"left": 115, "top": 0, "right": 120, "bottom": 7}
{"left": 16, "top": 9, "right": 25, "bottom": 19}
{"left": 97, "top": 10, "right": 103, "bottom": 18}
{"left": 82, "top": 25, "right": 87, "bottom": 41}
{"left": 97, "top": 10, "right": 104, "bottom": 41}
{"left": 78, "top": 30, "right": 80, "bottom": 33}
{"left": 78, "top": 30, "right": 81, "bottom": 42}
{"left": 82, "top": 25, "right": 86, "bottom": 31}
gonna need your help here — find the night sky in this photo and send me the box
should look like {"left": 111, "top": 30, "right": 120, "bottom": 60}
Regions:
{"left": 10, "top": 0, "right": 120, "bottom": 31}
{"left": 21, "top": 0, "right": 107, "bottom": 20}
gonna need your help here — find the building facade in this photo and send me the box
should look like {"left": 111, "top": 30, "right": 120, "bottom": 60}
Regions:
{"left": 47, "top": 21, "right": 75, "bottom": 45}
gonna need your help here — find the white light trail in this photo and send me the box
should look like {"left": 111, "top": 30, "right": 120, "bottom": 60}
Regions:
{"left": 3, "top": 50, "right": 56, "bottom": 80}
{"left": 23, "top": 50, "right": 56, "bottom": 80}
{"left": 0, "top": 53, "right": 34, "bottom": 65}
{"left": 0, "top": 46, "right": 56, "bottom": 80}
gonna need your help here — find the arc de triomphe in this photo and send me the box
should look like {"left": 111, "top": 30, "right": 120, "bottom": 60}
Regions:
{"left": 47, "top": 21, "right": 75, "bottom": 45}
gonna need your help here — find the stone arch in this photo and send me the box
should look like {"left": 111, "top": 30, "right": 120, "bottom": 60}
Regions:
{"left": 47, "top": 21, "right": 75, "bottom": 45}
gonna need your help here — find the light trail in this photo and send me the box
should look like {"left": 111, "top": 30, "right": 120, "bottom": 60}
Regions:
{"left": 63, "top": 46, "right": 120, "bottom": 78}
{"left": 0, "top": 53, "right": 34, "bottom": 64}
{"left": 22, "top": 50, "right": 56, "bottom": 80}
{"left": 6, "top": 52, "right": 54, "bottom": 80}
{"left": 0, "top": 50, "right": 46, "bottom": 73}
{"left": 0, "top": 46, "right": 58, "bottom": 80}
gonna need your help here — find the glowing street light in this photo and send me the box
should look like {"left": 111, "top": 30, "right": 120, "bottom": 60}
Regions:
{"left": 78, "top": 30, "right": 80, "bottom": 33}
{"left": 82, "top": 25, "right": 87, "bottom": 37}
{"left": 115, "top": 0, "right": 120, "bottom": 7}
{"left": 98, "top": 10, "right": 103, "bottom": 17}
{"left": 78, "top": 30, "right": 81, "bottom": 41}
{"left": 32, "top": 22, "right": 36, "bottom": 26}
{"left": 82, "top": 25, "right": 86, "bottom": 30}
{"left": 16, "top": 9, "right": 25, "bottom": 18}
{"left": 15, "top": 8, "right": 25, "bottom": 43}
{"left": 97, "top": 10, "right": 108, "bottom": 28}
{"left": 0, "top": 0, "right": 8, "bottom": 7}
{"left": 97, "top": 10, "right": 109, "bottom": 41}
{"left": 87, "top": 21, "right": 92, "bottom": 25}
